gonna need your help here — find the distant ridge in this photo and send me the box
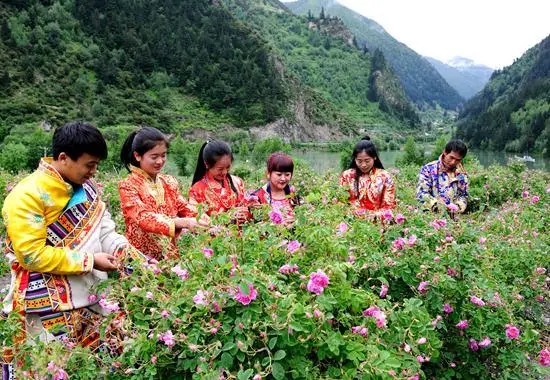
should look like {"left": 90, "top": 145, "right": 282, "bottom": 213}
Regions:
{"left": 286, "top": 0, "right": 464, "bottom": 109}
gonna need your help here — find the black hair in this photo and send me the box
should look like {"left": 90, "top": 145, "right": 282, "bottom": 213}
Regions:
{"left": 348, "top": 136, "right": 384, "bottom": 196}
{"left": 192, "top": 140, "right": 238, "bottom": 194}
{"left": 52, "top": 121, "right": 108, "bottom": 161}
{"left": 120, "top": 126, "right": 169, "bottom": 171}
{"left": 444, "top": 140, "right": 468, "bottom": 158}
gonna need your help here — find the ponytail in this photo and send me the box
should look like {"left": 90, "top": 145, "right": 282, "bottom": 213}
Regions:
{"left": 120, "top": 131, "right": 139, "bottom": 172}
{"left": 192, "top": 142, "right": 209, "bottom": 185}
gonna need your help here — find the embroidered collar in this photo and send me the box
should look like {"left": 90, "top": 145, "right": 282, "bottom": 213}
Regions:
{"left": 38, "top": 158, "right": 74, "bottom": 194}
{"left": 130, "top": 165, "right": 165, "bottom": 204}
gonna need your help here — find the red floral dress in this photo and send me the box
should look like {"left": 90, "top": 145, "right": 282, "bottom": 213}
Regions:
{"left": 339, "top": 167, "right": 396, "bottom": 216}
{"left": 118, "top": 166, "right": 197, "bottom": 260}
{"left": 189, "top": 173, "right": 246, "bottom": 216}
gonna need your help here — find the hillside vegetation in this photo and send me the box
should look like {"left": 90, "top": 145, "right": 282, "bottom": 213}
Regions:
{"left": 457, "top": 35, "right": 550, "bottom": 156}
{"left": 286, "top": 0, "right": 464, "bottom": 109}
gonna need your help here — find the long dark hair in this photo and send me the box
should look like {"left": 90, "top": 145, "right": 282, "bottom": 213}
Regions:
{"left": 120, "top": 126, "right": 169, "bottom": 172}
{"left": 348, "top": 136, "right": 384, "bottom": 195}
{"left": 192, "top": 140, "right": 238, "bottom": 194}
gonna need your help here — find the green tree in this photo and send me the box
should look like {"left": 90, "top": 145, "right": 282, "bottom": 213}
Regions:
{"left": 0, "top": 143, "right": 30, "bottom": 173}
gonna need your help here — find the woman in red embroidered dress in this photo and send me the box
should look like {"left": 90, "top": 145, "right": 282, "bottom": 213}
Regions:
{"left": 189, "top": 140, "right": 249, "bottom": 223}
{"left": 339, "top": 136, "right": 396, "bottom": 219}
{"left": 118, "top": 127, "right": 210, "bottom": 260}
{"left": 249, "top": 152, "right": 300, "bottom": 226}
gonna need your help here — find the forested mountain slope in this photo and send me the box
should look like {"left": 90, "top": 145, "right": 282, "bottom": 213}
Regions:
{"left": 286, "top": 0, "right": 464, "bottom": 109}
{"left": 457, "top": 35, "right": 550, "bottom": 156}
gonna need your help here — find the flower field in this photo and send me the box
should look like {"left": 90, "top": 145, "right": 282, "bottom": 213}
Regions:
{"left": 0, "top": 160, "right": 549, "bottom": 379}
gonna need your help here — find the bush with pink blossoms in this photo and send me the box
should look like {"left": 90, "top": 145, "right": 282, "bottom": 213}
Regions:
{"left": 0, "top": 162, "right": 548, "bottom": 379}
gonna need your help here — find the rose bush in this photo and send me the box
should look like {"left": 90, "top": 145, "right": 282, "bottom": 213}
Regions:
{"left": 0, "top": 161, "right": 548, "bottom": 379}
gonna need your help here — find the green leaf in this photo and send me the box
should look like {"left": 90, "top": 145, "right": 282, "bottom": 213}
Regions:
{"left": 220, "top": 352, "right": 233, "bottom": 368}
{"left": 273, "top": 350, "right": 286, "bottom": 361}
{"left": 272, "top": 362, "right": 285, "bottom": 380}
{"left": 268, "top": 337, "right": 278, "bottom": 350}
{"left": 222, "top": 341, "right": 236, "bottom": 351}
{"left": 237, "top": 369, "right": 254, "bottom": 380}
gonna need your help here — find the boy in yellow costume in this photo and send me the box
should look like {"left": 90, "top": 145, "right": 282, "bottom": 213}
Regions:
{"left": 1, "top": 122, "right": 132, "bottom": 379}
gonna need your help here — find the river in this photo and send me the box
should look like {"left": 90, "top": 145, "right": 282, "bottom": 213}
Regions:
{"left": 290, "top": 149, "right": 550, "bottom": 173}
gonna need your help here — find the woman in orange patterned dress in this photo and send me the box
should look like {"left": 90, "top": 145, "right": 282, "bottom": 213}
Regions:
{"left": 118, "top": 127, "right": 210, "bottom": 260}
{"left": 189, "top": 140, "right": 249, "bottom": 223}
{"left": 339, "top": 136, "right": 396, "bottom": 219}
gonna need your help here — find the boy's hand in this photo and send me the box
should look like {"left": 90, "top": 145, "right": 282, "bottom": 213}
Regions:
{"left": 93, "top": 253, "right": 118, "bottom": 272}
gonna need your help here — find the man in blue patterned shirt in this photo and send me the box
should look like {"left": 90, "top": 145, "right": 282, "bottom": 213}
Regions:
{"left": 416, "top": 140, "right": 469, "bottom": 214}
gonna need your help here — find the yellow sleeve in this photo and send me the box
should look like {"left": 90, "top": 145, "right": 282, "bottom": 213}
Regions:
{"left": 2, "top": 190, "right": 94, "bottom": 275}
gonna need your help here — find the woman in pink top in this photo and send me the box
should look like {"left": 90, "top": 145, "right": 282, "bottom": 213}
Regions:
{"left": 249, "top": 152, "right": 300, "bottom": 226}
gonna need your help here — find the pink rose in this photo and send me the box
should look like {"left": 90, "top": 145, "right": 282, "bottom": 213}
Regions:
{"left": 417, "top": 281, "right": 430, "bottom": 294}
{"left": 269, "top": 210, "right": 283, "bottom": 224}
{"left": 395, "top": 213, "right": 405, "bottom": 224}
{"left": 202, "top": 247, "right": 214, "bottom": 259}
{"left": 380, "top": 284, "right": 389, "bottom": 298}
{"left": 478, "top": 336, "right": 491, "bottom": 348}
{"left": 234, "top": 283, "right": 258, "bottom": 305}
{"left": 307, "top": 270, "right": 330, "bottom": 295}
{"left": 470, "top": 296, "right": 485, "bottom": 307}
{"left": 456, "top": 320, "right": 469, "bottom": 330}
{"left": 538, "top": 348, "right": 550, "bottom": 367}
{"left": 505, "top": 325, "right": 520, "bottom": 340}
{"left": 287, "top": 240, "right": 301, "bottom": 253}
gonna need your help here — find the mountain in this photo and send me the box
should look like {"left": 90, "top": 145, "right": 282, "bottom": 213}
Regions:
{"left": 0, "top": 0, "right": 419, "bottom": 148}
{"left": 222, "top": 0, "right": 419, "bottom": 130}
{"left": 456, "top": 35, "right": 550, "bottom": 156}
{"left": 285, "top": 0, "right": 464, "bottom": 109}
{"left": 425, "top": 56, "right": 493, "bottom": 99}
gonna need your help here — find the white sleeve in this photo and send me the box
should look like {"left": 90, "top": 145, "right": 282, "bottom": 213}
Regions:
{"left": 99, "top": 208, "right": 128, "bottom": 254}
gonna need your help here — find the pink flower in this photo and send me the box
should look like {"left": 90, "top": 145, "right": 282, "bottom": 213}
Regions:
{"left": 161, "top": 309, "right": 170, "bottom": 318}
{"left": 469, "top": 338, "right": 479, "bottom": 352}
{"left": 417, "top": 337, "right": 427, "bottom": 344}
{"left": 130, "top": 286, "right": 140, "bottom": 292}
{"left": 253, "top": 375, "right": 262, "bottom": 380}
{"left": 530, "top": 195, "right": 540, "bottom": 204}
{"left": 193, "top": 290, "right": 210, "bottom": 306}
{"left": 234, "top": 283, "right": 258, "bottom": 305}
{"left": 307, "top": 270, "right": 330, "bottom": 295}
{"left": 382, "top": 209, "right": 393, "bottom": 221}
{"left": 447, "top": 203, "right": 459, "bottom": 212}
{"left": 407, "top": 235, "right": 417, "bottom": 246}
{"left": 522, "top": 191, "right": 529, "bottom": 198}
{"left": 416, "top": 355, "right": 425, "bottom": 363}
{"left": 395, "top": 213, "right": 405, "bottom": 224}
{"left": 210, "top": 327, "right": 218, "bottom": 334}
{"left": 269, "top": 210, "right": 283, "bottom": 224}
{"left": 417, "top": 281, "right": 430, "bottom": 294}
{"left": 337, "top": 222, "right": 348, "bottom": 234}
{"left": 538, "top": 348, "right": 550, "bottom": 367}
{"left": 88, "top": 294, "right": 98, "bottom": 303}
{"left": 151, "top": 356, "right": 157, "bottom": 364}
{"left": 505, "top": 325, "right": 520, "bottom": 340}
{"left": 380, "top": 284, "right": 389, "bottom": 298}
{"left": 447, "top": 267, "right": 457, "bottom": 277}
{"left": 53, "top": 368, "right": 69, "bottom": 380}
{"left": 98, "top": 299, "right": 120, "bottom": 313}
{"left": 202, "top": 247, "right": 214, "bottom": 259}
{"left": 479, "top": 237, "right": 487, "bottom": 244}
{"left": 347, "top": 255, "right": 356, "bottom": 264}
{"left": 392, "top": 237, "right": 406, "bottom": 250}
{"left": 171, "top": 265, "right": 189, "bottom": 280}
{"left": 287, "top": 240, "right": 301, "bottom": 253}
{"left": 363, "top": 306, "right": 380, "bottom": 317}
{"left": 470, "top": 296, "right": 485, "bottom": 307}
{"left": 403, "top": 343, "right": 411, "bottom": 353}
{"left": 456, "top": 320, "right": 469, "bottom": 330}
{"left": 158, "top": 330, "right": 176, "bottom": 347}
{"left": 351, "top": 326, "right": 368, "bottom": 336}
{"left": 279, "top": 263, "right": 299, "bottom": 274}
{"left": 146, "top": 292, "right": 154, "bottom": 300}
{"left": 536, "top": 267, "right": 546, "bottom": 275}
{"left": 478, "top": 336, "right": 491, "bottom": 348}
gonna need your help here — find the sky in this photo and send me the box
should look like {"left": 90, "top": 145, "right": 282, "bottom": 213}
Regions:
{"left": 315, "top": 0, "right": 550, "bottom": 69}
